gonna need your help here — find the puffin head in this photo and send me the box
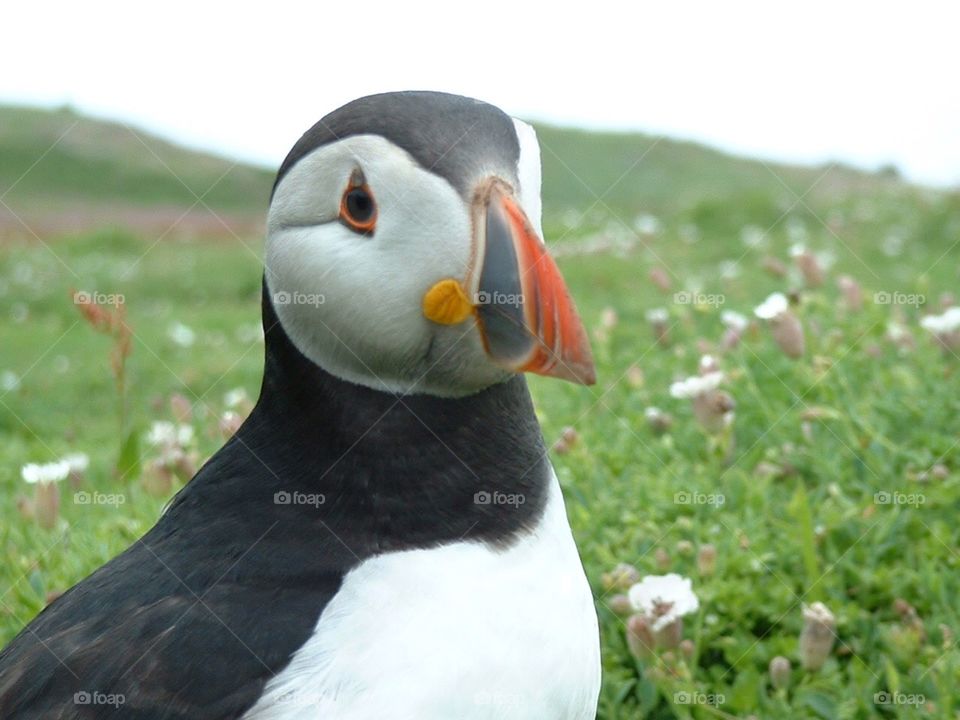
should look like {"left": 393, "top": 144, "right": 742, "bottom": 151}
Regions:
{"left": 265, "top": 91, "right": 595, "bottom": 398}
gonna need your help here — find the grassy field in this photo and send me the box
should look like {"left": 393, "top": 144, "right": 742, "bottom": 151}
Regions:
{"left": 1, "top": 107, "right": 959, "bottom": 718}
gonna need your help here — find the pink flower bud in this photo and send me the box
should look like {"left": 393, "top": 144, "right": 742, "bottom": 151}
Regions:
{"left": 169, "top": 393, "right": 193, "bottom": 423}
{"left": 35, "top": 481, "right": 60, "bottom": 530}
{"left": 644, "top": 407, "right": 673, "bottom": 434}
{"left": 692, "top": 390, "right": 736, "bottom": 434}
{"left": 697, "top": 544, "right": 717, "bottom": 576}
{"left": 649, "top": 267, "right": 672, "bottom": 293}
{"left": 142, "top": 459, "right": 174, "bottom": 497}
{"left": 646, "top": 309, "right": 671, "bottom": 347}
{"left": 655, "top": 617, "right": 683, "bottom": 649}
{"left": 837, "top": 275, "right": 863, "bottom": 312}
{"left": 16, "top": 496, "right": 35, "bottom": 521}
{"left": 800, "top": 602, "right": 836, "bottom": 670}
{"left": 608, "top": 594, "right": 633, "bottom": 617}
{"left": 769, "top": 655, "right": 791, "bottom": 689}
{"left": 762, "top": 256, "right": 788, "bottom": 278}
{"left": 655, "top": 547, "right": 671, "bottom": 571}
{"left": 603, "top": 562, "right": 641, "bottom": 591}
{"left": 219, "top": 411, "right": 244, "bottom": 440}
{"left": 626, "top": 614, "right": 656, "bottom": 659}
{"left": 173, "top": 451, "right": 199, "bottom": 481}
{"left": 770, "top": 311, "right": 805, "bottom": 358}
{"left": 791, "top": 246, "right": 824, "bottom": 287}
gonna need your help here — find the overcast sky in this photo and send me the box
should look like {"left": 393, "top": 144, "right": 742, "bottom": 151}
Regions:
{"left": 3, "top": 1, "right": 957, "bottom": 186}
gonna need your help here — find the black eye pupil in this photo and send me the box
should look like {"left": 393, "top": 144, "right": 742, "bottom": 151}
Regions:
{"left": 346, "top": 187, "right": 374, "bottom": 222}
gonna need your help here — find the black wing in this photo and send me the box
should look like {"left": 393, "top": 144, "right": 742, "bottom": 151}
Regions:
{"left": 0, "top": 439, "right": 351, "bottom": 720}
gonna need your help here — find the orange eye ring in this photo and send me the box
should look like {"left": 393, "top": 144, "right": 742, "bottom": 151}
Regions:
{"left": 339, "top": 169, "right": 377, "bottom": 234}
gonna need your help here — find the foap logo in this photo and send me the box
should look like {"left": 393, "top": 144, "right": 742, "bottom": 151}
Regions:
{"left": 272, "top": 290, "right": 325, "bottom": 307}
{"left": 874, "top": 490, "right": 925, "bottom": 507}
{"left": 474, "top": 690, "right": 523, "bottom": 710}
{"left": 73, "top": 290, "right": 125, "bottom": 306}
{"left": 674, "top": 491, "right": 725, "bottom": 507}
{"left": 475, "top": 290, "right": 524, "bottom": 308}
{"left": 874, "top": 691, "right": 926, "bottom": 707}
{"left": 473, "top": 490, "right": 525, "bottom": 507}
{"left": 673, "top": 290, "right": 725, "bottom": 307}
{"left": 274, "top": 490, "right": 325, "bottom": 507}
{"left": 873, "top": 291, "right": 925, "bottom": 308}
{"left": 276, "top": 689, "right": 321, "bottom": 710}
{"left": 674, "top": 691, "right": 725, "bottom": 706}
{"left": 73, "top": 490, "right": 126, "bottom": 507}
{"left": 74, "top": 691, "right": 125, "bottom": 708}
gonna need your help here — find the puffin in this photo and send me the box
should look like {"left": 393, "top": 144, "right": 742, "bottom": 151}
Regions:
{"left": 0, "top": 91, "right": 601, "bottom": 719}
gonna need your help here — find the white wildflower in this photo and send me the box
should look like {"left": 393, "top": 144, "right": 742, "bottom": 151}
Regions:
{"left": 669, "top": 372, "right": 723, "bottom": 399}
{"left": 176, "top": 424, "right": 194, "bottom": 446}
{"left": 721, "top": 310, "right": 749, "bottom": 332}
{"left": 634, "top": 214, "right": 662, "bottom": 235}
{"left": 645, "top": 308, "right": 669, "bottom": 324}
{"left": 719, "top": 260, "right": 741, "bottom": 280}
{"left": 754, "top": 292, "right": 789, "bottom": 320}
{"left": 1, "top": 370, "right": 20, "bottom": 392}
{"left": 628, "top": 573, "right": 700, "bottom": 631}
{"left": 920, "top": 307, "right": 960, "bottom": 334}
{"left": 21, "top": 461, "right": 69, "bottom": 485}
{"left": 146, "top": 421, "right": 194, "bottom": 447}
{"left": 740, "top": 225, "right": 766, "bottom": 249}
{"left": 224, "top": 388, "right": 250, "bottom": 409}
{"left": 147, "top": 421, "right": 176, "bottom": 446}
{"left": 61, "top": 452, "right": 89, "bottom": 473}
{"left": 168, "top": 322, "right": 196, "bottom": 348}
{"left": 698, "top": 355, "right": 719, "bottom": 374}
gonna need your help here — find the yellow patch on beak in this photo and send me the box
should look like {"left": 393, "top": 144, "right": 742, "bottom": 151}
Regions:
{"left": 422, "top": 279, "right": 473, "bottom": 325}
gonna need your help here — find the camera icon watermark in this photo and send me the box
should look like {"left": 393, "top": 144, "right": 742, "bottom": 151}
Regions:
{"left": 475, "top": 290, "right": 524, "bottom": 308}
{"left": 274, "top": 490, "right": 326, "bottom": 507}
{"left": 272, "top": 291, "right": 325, "bottom": 307}
{"left": 473, "top": 490, "right": 525, "bottom": 507}
{"left": 73, "top": 290, "right": 125, "bottom": 306}
{"left": 73, "top": 491, "right": 126, "bottom": 507}
{"left": 674, "top": 490, "right": 725, "bottom": 507}
{"left": 275, "top": 689, "right": 321, "bottom": 709}
{"left": 673, "top": 291, "right": 725, "bottom": 307}
{"left": 674, "top": 691, "right": 725, "bottom": 706}
{"left": 873, "top": 291, "right": 924, "bottom": 308}
{"left": 874, "top": 490, "right": 925, "bottom": 507}
{"left": 474, "top": 690, "right": 523, "bottom": 710}
{"left": 74, "top": 690, "right": 125, "bottom": 708}
{"left": 874, "top": 691, "right": 925, "bottom": 707}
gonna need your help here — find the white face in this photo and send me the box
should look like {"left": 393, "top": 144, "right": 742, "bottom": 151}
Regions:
{"left": 265, "top": 123, "right": 542, "bottom": 398}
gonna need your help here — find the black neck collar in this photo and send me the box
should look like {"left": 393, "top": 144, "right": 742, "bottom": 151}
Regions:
{"left": 211, "top": 282, "right": 551, "bottom": 550}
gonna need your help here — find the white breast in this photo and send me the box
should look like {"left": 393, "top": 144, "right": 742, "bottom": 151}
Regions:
{"left": 242, "top": 472, "right": 600, "bottom": 720}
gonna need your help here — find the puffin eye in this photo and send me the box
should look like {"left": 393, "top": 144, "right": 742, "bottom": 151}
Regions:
{"left": 339, "top": 173, "right": 377, "bottom": 234}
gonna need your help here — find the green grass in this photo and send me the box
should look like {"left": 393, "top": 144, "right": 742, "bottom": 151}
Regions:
{"left": 1, "top": 109, "right": 959, "bottom": 718}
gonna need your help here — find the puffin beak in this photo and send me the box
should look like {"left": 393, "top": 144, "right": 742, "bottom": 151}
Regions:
{"left": 470, "top": 180, "right": 595, "bottom": 385}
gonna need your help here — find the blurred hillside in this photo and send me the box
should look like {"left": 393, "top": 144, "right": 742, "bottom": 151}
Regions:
{"left": 0, "top": 103, "right": 953, "bottom": 243}
{"left": 0, "top": 105, "right": 273, "bottom": 239}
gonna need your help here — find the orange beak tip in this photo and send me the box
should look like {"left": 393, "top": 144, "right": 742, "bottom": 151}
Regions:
{"left": 474, "top": 182, "right": 596, "bottom": 388}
